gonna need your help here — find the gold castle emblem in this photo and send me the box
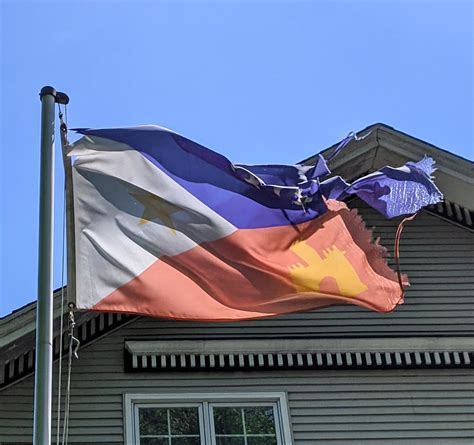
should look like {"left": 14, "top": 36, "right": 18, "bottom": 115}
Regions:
{"left": 289, "top": 240, "right": 367, "bottom": 297}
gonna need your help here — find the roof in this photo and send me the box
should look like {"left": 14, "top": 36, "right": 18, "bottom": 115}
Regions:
{"left": 1, "top": 122, "right": 473, "bottom": 388}
{"left": 305, "top": 123, "right": 474, "bottom": 228}
{"left": 304, "top": 123, "right": 473, "bottom": 210}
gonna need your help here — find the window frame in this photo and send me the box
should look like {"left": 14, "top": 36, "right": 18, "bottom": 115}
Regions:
{"left": 133, "top": 401, "right": 205, "bottom": 444}
{"left": 209, "top": 401, "right": 282, "bottom": 445}
{"left": 124, "top": 392, "right": 293, "bottom": 445}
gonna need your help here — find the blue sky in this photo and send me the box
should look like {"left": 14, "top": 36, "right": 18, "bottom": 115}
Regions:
{"left": 0, "top": 0, "right": 472, "bottom": 316}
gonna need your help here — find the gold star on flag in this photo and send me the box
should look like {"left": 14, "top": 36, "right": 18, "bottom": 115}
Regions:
{"left": 130, "top": 191, "right": 181, "bottom": 235}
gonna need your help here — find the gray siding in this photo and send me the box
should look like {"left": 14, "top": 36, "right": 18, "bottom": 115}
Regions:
{"left": 1, "top": 206, "right": 473, "bottom": 444}
{"left": 0, "top": 324, "right": 473, "bottom": 444}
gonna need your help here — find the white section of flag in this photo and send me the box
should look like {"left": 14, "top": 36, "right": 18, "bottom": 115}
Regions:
{"left": 70, "top": 135, "right": 236, "bottom": 309}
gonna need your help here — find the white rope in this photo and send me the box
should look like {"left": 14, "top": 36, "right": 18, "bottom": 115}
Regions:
{"left": 55, "top": 191, "right": 66, "bottom": 444}
{"left": 55, "top": 105, "right": 68, "bottom": 445}
{"left": 56, "top": 106, "right": 80, "bottom": 445}
{"left": 62, "top": 307, "right": 80, "bottom": 445}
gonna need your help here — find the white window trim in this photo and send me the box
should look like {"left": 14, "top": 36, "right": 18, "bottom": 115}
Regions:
{"left": 132, "top": 401, "right": 205, "bottom": 444}
{"left": 124, "top": 392, "right": 293, "bottom": 445}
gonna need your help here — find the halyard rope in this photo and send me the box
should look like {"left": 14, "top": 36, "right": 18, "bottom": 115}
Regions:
{"left": 56, "top": 106, "right": 80, "bottom": 445}
{"left": 55, "top": 104, "right": 67, "bottom": 445}
{"left": 62, "top": 305, "right": 80, "bottom": 445}
{"left": 55, "top": 189, "right": 66, "bottom": 445}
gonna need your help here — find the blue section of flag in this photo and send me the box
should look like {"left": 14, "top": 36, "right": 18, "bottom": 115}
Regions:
{"left": 75, "top": 126, "right": 443, "bottom": 227}
{"left": 75, "top": 127, "right": 327, "bottom": 228}
{"left": 345, "top": 157, "right": 443, "bottom": 218}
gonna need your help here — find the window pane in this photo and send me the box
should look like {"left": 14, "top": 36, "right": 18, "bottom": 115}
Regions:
{"left": 213, "top": 407, "right": 244, "bottom": 435}
{"left": 215, "top": 437, "right": 245, "bottom": 445}
{"left": 140, "top": 438, "right": 168, "bottom": 445}
{"left": 247, "top": 437, "right": 277, "bottom": 445}
{"left": 169, "top": 407, "right": 199, "bottom": 435}
{"left": 171, "top": 437, "right": 201, "bottom": 445}
{"left": 139, "top": 407, "right": 168, "bottom": 435}
{"left": 244, "top": 407, "right": 276, "bottom": 434}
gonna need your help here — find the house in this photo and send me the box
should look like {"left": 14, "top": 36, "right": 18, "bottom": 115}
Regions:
{"left": 0, "top": 123, "right": 473, "bottom": 444}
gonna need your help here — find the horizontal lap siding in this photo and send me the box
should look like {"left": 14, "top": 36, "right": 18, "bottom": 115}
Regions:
{"left": 0, "top": 206, "right": 473, "bottom": 443}
{"left": 1, "top": 325, "right": 474, "bottom": 444}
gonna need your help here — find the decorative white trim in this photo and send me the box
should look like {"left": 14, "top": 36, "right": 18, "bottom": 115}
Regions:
{"left": 126, "top": 337, "right": 474, "bottom": 354}
{"left": 124, "top": 392, "right": 293, "bottom": 445}
{"left": 124, "top": 338, "right": 474, "bottom": 372}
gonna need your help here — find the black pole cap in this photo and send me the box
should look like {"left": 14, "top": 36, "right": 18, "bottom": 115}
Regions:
{"left": 39, "top": 86, "right": 70, "bottom": 104}
{"left": 39, "top": 86, "right": 57, "bottom": 98}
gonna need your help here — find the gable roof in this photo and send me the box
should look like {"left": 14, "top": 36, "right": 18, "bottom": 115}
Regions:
{"left": 1, "top": 123, "right": 473, "bottom": 388}
{"left": 307, "top": 123, "right": 473, "bottom": 211}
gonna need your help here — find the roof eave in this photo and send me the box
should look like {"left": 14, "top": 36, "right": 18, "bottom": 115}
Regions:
{"left": 302, "top": 123, "right": 473, "bottom": 210}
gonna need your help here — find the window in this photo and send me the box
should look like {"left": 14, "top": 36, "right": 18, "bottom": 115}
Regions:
{"left": 125, "top": 393, "right": 293, "bottom": 445}
{"left": 138, "top": 406, "right": 202, "bottom": 444}
{"left": 212, "top": 405, "right": 278, "bottom": 445}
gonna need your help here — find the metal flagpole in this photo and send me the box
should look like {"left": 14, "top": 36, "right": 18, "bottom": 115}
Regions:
{"left": 33, "top": 86, "right": 69, "bottom": 445}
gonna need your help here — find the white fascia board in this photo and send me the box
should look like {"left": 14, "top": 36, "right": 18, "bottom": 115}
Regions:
{"left": 125, "top": 337, "right": 474, "bottom": 355}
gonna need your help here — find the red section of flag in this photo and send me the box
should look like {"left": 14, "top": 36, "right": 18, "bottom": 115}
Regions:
{"left": 92, "top": 201, "right": 405, "bottom": 320}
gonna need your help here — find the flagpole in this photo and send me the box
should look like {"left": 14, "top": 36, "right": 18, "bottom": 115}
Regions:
{"left": 33, "top": 86, "right": 69, "bottom": 445}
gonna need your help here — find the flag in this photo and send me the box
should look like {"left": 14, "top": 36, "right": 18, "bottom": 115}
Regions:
{"left": 69, "top": 126, "right": 442, "bottom": 320}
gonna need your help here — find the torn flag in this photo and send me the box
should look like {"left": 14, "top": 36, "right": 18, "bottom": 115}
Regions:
{"left": 69, "top": 126, "right": 442, "bottom": 320}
